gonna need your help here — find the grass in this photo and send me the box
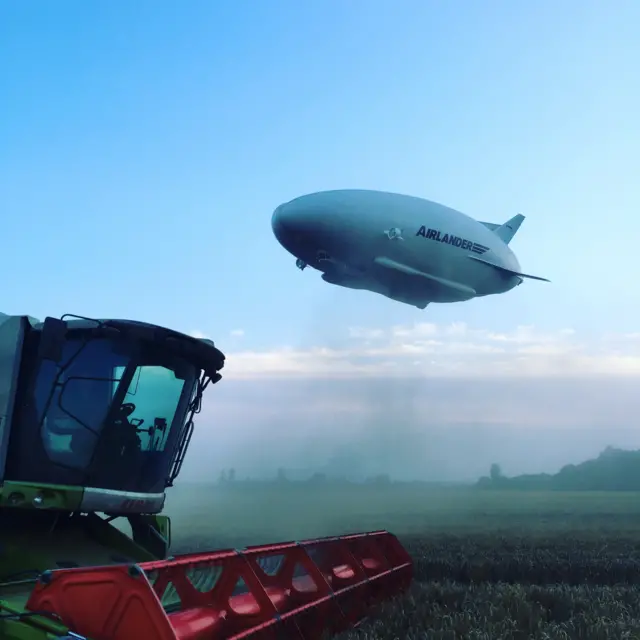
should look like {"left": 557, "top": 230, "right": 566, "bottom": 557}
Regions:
{"left": 165, "top": 483, "right": 640, "bottom": 639}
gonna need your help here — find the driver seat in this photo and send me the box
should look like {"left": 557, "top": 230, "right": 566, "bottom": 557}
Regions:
{"left": 87, "top": 404, "right": 142, "bottom": 490}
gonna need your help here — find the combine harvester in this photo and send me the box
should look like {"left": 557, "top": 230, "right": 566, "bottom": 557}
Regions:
{"left": 0, "top": 312, "right": 413, "bottom": 640}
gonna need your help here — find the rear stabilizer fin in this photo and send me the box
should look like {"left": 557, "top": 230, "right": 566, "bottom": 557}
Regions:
{"left": 493, "top": 214, "right": 525, "bottom": 244}
{"left": 480, "top": 214, "right": 525, "bottom": 244}
{"left": 468, "top": 254, "right": 550, "bottom": 282}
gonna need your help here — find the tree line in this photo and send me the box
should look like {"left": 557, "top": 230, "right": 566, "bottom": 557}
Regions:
{"left": 217, "top": 468, "right": 394, "bottom": 486}
{"left": 477, "top": 447, "right": 640, "bottom": 491}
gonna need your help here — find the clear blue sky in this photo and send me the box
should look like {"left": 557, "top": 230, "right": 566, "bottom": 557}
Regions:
{"left": 3, "top": 0, "right": 640, "bottom": 356}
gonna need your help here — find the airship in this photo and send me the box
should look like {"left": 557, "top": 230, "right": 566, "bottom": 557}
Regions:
{"left": 271, "top": 189, "right": 549, "bottom": 309}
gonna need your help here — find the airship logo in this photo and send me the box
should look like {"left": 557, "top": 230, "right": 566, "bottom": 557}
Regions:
{"left": 416, "top": 226, "right": 489, "bottom": 255}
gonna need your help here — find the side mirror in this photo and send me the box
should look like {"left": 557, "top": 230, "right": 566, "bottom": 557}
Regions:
{"left": 38, "top": 317, "right": 67, "bottom": 363}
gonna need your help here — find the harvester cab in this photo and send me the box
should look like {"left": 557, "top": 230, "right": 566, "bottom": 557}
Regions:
{"left": 0, "top": 313, "right": 412, "bottom": 640}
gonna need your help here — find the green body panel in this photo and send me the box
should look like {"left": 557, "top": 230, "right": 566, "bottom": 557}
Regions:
{"left": 0, "top": 600, "right": 67, "bottom": 640}
{"left": 0, "top": 481, "right": 84, "bottom": 511}
{"left": 0, "top": 484, "right": 173, "bottom": 640}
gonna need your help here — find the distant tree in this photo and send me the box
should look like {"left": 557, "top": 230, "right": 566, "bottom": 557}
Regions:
{"left": 366, "top": 473, "right": 392, "bottom": 486}
{"left": 600, "top": 445, "right": 623, "bottom": 459}
{"left": 228, "top": 468, "right": 236, "bottom": 483}
{"left": 276, "top": 467, "right": 288, "bottom": 483}
{"left": 478, "top": 447, "right": 640, "bottom": 492}
{"left": 490, "top": 463, "right": 503, "bottom": 482}
{"left": 219, "top": 470, "right": 227, "bottom": 484}
{"left": 308, "top": 472, "right": 327, "bottom": 485}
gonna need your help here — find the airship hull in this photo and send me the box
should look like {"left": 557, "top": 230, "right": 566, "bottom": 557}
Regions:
{"left": 272, "top": 190, "right": 547, "bottom": 309}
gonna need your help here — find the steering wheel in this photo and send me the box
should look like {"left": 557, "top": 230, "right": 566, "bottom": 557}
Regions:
{"left": 119, "top": 402, "right": 136, "bottom": 417}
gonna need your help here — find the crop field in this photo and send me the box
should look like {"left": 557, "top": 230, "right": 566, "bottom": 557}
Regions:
{"left": 165, "top": 484, "right": 640, "bottom": 639}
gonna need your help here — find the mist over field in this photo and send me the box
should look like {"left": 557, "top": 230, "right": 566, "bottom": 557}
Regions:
{"left": 179, "top": 375, "right": 640, "bottom": 484}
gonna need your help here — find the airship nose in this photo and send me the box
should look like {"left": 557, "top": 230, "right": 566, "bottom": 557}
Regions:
{"left": 272, "top": 195, "right": 340, "bottom": 257}
{"left": 272, "top": 201, "right": 317, "bottom": 247}
{"left": 271, "top": 203, "right": 295, "bottom": 246}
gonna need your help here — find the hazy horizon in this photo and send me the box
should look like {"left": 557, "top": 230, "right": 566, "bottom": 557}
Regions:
{"left": 179, "top": 364, "right": 640, "bottom": 485}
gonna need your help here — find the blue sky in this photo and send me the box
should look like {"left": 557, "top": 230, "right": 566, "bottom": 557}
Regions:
{"left": 3, "top": 1, "right": 640, "bottom": 478}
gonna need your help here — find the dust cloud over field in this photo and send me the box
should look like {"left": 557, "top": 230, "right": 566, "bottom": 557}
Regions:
{"left": 164, "top": 483, "right": 640, "bottom": 552}
{"left": 165, "top": 483, "right": 456, "bottom": 551}
{"left": 182, "top": 376, "right": 640, "bottom": 484}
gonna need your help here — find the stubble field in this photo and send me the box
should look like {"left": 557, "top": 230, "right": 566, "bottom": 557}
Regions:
{"left": 165, "top": 483, "right": 640, "bottom": 639}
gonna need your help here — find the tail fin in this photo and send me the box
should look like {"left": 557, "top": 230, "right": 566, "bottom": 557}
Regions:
{"left": 480, "top": 214, "right": 525, "bottom": 245}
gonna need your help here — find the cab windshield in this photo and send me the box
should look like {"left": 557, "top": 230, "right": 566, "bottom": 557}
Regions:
{"left": 23, "top": 334, "right": 197, "bottom": 493}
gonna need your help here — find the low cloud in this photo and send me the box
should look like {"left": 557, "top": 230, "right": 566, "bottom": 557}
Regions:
{"left": 190, "top": 328, "right": 244, "bottom": 340}
{"left": 220, "top": 323, "right": 640, "bottom": 379}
